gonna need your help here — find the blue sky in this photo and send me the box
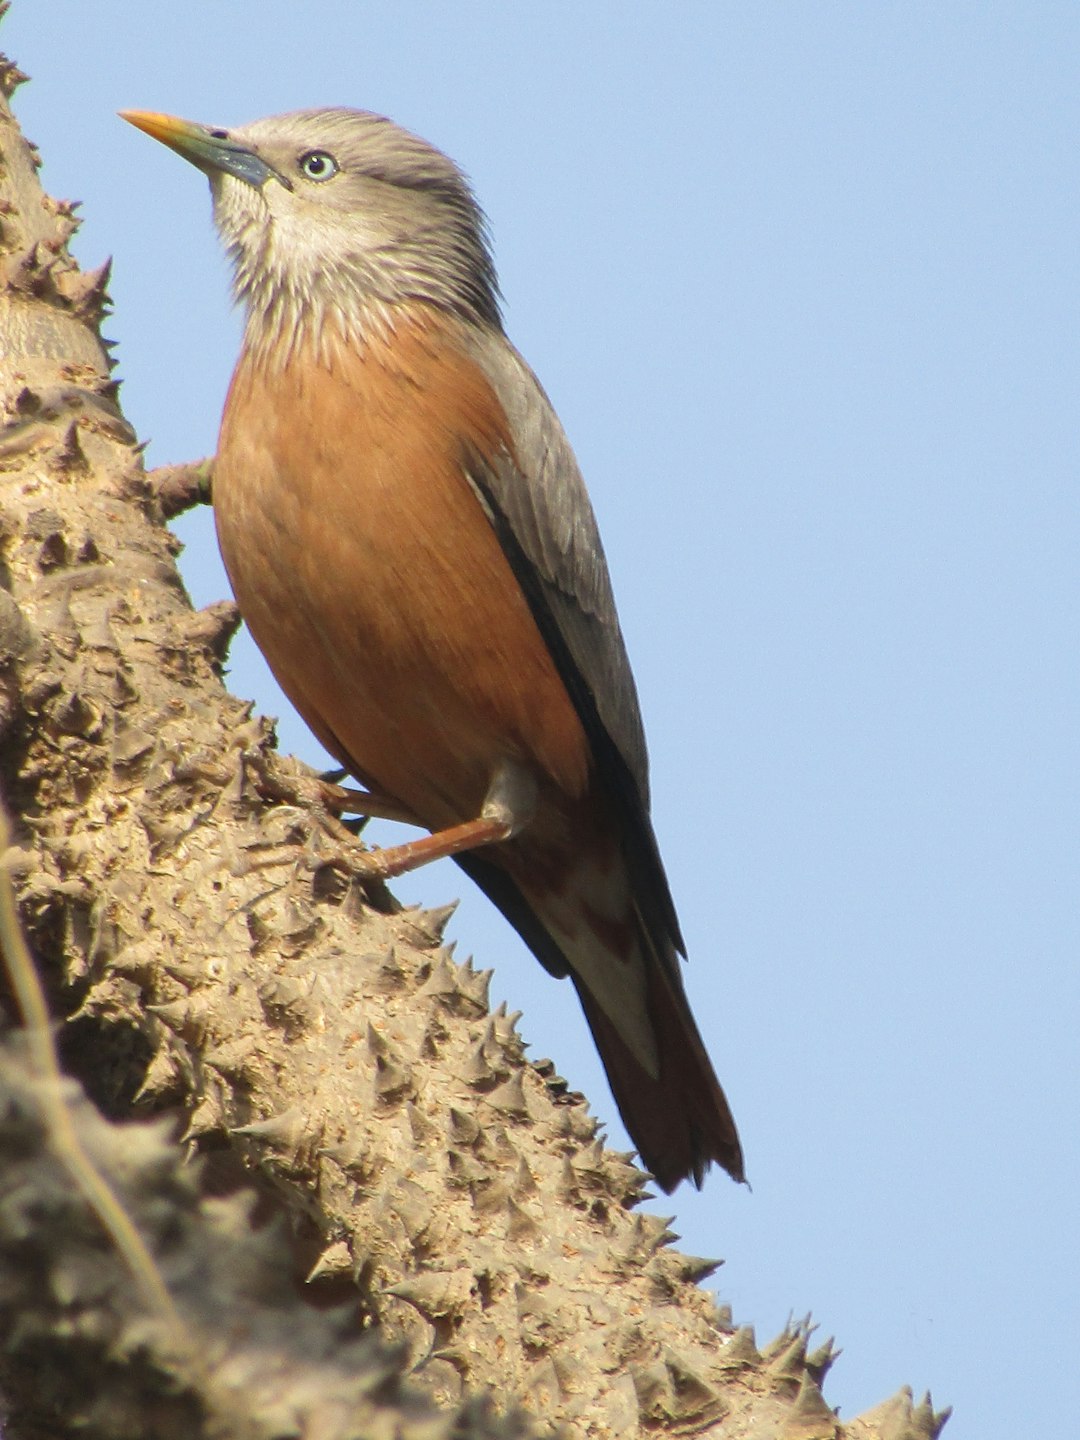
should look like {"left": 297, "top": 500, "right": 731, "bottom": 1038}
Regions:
{"left": 6, "top": 5, "right": 1078, "bottom": 1436}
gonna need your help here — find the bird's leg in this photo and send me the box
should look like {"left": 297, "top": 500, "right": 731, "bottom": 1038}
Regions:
{"left": 328, "top": 785, "right": 422, "bottom": 825}
{"left": 248, "top": 754, "right": 422, "bottom": 827}
{"left": 352, "top": 761, "right": 537, "bottom": 881}
{"left": 232, "top": 754, "right": 535, "bottom": 885}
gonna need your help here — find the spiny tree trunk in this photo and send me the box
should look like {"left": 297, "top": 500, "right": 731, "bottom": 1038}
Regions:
{"left": 0, "top": 33, "right": 949, "bottom": 1440}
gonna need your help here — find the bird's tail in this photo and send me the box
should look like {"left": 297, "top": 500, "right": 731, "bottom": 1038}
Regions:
{"left": 495, "top": 833, "right": 745, "bottom": 1193}
{"left": 570, "top": 931, "right": 744, "bottom": 1192}
{"left": 458, "top": 815, "right": 744, "bottom": 1192}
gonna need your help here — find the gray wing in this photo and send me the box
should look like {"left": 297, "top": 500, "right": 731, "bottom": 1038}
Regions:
{"left": 462, "top": 328, "right": 685, "bottom": 957}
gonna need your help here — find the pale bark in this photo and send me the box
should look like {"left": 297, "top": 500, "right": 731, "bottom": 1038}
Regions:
{"left": 0, "top": 34, "right": 949, "bottom": 1440}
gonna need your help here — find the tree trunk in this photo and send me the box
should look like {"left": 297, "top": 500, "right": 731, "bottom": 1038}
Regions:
{"left": 0, "top": 37, "right": 948, "bottom": 1440}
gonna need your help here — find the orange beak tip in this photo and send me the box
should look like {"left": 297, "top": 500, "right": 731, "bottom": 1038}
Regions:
{"left": 118, "top": 109, "right": 278, "bottom": 190}
{"left": 119, "top": 110, "right": 181, "bottom": 144}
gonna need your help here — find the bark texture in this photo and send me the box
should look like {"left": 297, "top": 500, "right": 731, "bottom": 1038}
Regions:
{"left": 0, "top": 28, "right": 949, "bottom": 1440}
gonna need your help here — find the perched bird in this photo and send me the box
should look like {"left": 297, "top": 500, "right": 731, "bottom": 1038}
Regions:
{"left": 122, "top": 107, "right": 744, "bottom": 1190}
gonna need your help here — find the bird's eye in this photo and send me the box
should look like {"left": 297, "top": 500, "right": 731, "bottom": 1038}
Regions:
{"left": 298, "top": 150, "right": 339, "bottom": 182}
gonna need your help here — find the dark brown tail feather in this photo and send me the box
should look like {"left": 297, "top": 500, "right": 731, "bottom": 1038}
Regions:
{"left": 457, "top": 849, "right": 743, "bottom": 1190}
{"left": 571, "top": 959, "right": 745, "bottom": 1192}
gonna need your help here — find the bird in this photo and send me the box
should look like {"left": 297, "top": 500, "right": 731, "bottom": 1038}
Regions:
{"left": 121, "top": 106, "right": 744, "bottom": 1191}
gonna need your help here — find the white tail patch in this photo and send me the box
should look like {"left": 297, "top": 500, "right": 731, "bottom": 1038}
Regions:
{"left": 520, "top": 850, "right": 660, "bottom": 1080}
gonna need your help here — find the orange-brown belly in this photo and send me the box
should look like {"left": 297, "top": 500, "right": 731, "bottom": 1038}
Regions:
{"left": 213, "top": 316, "right": 590, "bottom": 833}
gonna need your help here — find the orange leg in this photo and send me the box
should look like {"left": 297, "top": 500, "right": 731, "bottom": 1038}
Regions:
{"left": 242, "top": 758, "right": 536, "bottom": 885}
{"left": 353, "top": 758, "right": 538, "bottom": 880}
{"left": 355, "top": 813, "right": 512, "bottom": 879}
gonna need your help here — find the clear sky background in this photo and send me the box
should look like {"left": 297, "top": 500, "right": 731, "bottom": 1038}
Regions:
{"left": 6, "top": 5, "right": 1077, "bottom": 1436}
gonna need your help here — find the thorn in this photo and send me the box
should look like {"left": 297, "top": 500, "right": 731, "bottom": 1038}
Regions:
{"left": 767, "top": 1332, "right": 809, "bottom": 1387}
{"left": 406, "top": 1102, "right": 437, "bottom": 1145}
{"left": 777, "top": 1372, "right": 838, "bottom": 1439}
{"left": 661, "top": 1349, "right": 724, "bottom": 1423}
{"left": 233, "top": 1106, "right": 308, "bottom": 1152}
{"left": 459, "top": 1040, "right": 496, "bottom": 1088}
{"left": 478, "top": 1123, "right": 518, "bottom": 1166}
{"left": 447, "top": 1107, "right": 480, "bottom": 1147}
{"left": 478, "top": 1015, "right": 501, "bottom": 1059}
{"left": 177, "top": 599, "right": 242, "bottom": 662}
{"left": 202, "top": 1035, "right": 258, "bottom": 1078}
{"left": 364, "top": 1022, "right": 389, "bottom": 1059}
{"left": 491, "top": 1003, "right": 523, "bottom": 1047}
{"left": 50, "top": 420, "right": 88, "bottom": 474}
{"left": 181, "top": 1094, "right": 223, "bottom": 1142}
{"left": 418, "top": 949, "right": 459, "bottom": 1003}
{"left": 512, "top": 1156, "right": 538, "bottom": 1198}
{"left": 914, "top": 1392, "right": 952, "bottom": 1439}
{"left": 0, "top": 55, "right": 29, "bottom": 99}
{"left": 762, "top": 1325, "right": 798, "bottom": 1360}
{"left": 557, "top": 1157, "right": 581, "bottom": 1204}
{"left": 418, "top": 1013, "right": 445, "bottom": 1059}
{"left": 409, "top": 901, "right": 458, "bottom": 946}
{"left": 373, "top": 1051, "right": 414, "bottom": 1104}
{"left": 676, "top": 1254, "right": 725, "bottom": 1286}
{"left": 53, "top": 257, "right": 112, "bottom": 322}
{"left": 133, "top": 1045, "right": 181, "bottom": 1103}
{"left": 486, "top": 1071, "right": 529, "bottom": 1119}
{"left": 372, "top": 945, "right": 407, "bottom": 991}
{"left": 471, "top": 1175, "right": 512, "bottom": 1216}
{"left": 630, "top": 1360, "right": 671, "bottom": 1421}
{"left": 806, "top": 1338, "right": 839, "bottom": 1385}
{"left": 306, "top": 1240, "right": 353, "bottom": 1283}
{"left": 147, "top": 994, "right": 210, "bottom": 1043}
{"left": 446, "top": 1148, "right": 485, "bottom": 1189}
{"left": 718, "top": 1326, "right": 762, "bottom": 1370}
{"left": 456, "top": 964, "right": 492, "bottom": 1013}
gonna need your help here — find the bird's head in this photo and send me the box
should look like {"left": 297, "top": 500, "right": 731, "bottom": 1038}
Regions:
{"left": 121, "top": 107, "right": 501, "bottom": 356}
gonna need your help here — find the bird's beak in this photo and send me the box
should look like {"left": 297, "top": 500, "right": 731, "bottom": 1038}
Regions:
{"left": 119, "top": 111, "right": 290, "bottom": 191}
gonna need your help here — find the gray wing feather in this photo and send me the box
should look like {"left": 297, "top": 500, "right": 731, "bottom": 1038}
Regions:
{"left": 463, "top": 328, "right": 685, "bottom": 960}
{"left": 465, "top": 329, "right": 650, "bottom": 802}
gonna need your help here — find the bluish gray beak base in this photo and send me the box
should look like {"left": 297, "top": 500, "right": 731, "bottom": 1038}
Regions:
{"left": 120, "top": 111, "right": 291, "bottom": 191}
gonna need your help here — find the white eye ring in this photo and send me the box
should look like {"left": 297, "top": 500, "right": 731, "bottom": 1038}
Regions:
{"left": 298, "top": 150, "right": 339, "bottom": 182}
